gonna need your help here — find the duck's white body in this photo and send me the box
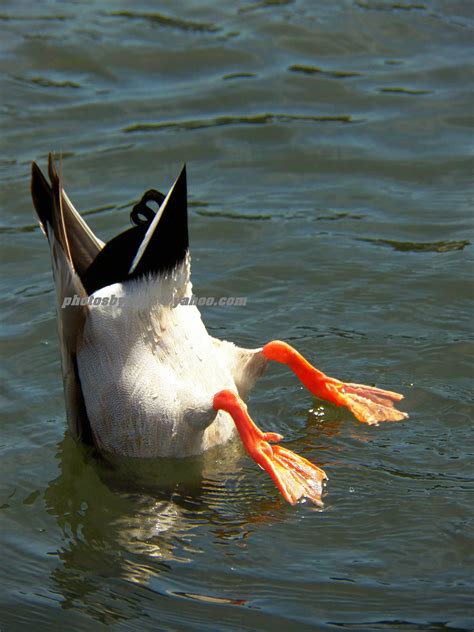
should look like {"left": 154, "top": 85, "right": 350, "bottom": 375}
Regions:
{"left": 77, "top": 259, "right": 266, "bottom": 457}
{"left": 32, "top": 157, "right": 267, "bottom": 458}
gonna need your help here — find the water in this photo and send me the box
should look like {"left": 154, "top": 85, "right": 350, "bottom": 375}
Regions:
{"left": 1, "top": 1, "right": 473, "bottom": 630}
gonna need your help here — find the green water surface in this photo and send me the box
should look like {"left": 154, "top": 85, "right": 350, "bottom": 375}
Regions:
{"left": 1, "top": 1, "right": 473, "bottom": 630}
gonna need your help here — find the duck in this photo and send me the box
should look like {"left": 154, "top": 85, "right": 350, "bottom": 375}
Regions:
{"left": 31, "top": 154, "right": 408, "bottom": 507}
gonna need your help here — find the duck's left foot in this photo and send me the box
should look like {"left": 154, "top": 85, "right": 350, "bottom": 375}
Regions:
{"left": 213, "top": 390, "right": 327, "bottom": 506}
{"left": 262, "top": 340, "right": 408, "bottom": 426}
{"left": 263, "top": 444, "right": 327, "bottom": 506}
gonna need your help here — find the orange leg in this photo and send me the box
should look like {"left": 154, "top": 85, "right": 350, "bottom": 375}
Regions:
{"left": 213, "top": 390, "right": 327, "bottom": 506}
{"left": 262, "top": 340, "right": 408, "bottom": 425}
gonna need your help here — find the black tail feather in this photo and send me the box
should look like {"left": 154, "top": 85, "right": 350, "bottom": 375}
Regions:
{"left": 31, "top": 161, "right": 54, "bottom": 232}
{"left": 82, "top": 165, "right": 189, "bottom": 294}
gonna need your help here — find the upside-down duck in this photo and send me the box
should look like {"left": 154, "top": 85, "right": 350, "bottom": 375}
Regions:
{"left": 31, "top": 155, "right": 408, "bottom": 507}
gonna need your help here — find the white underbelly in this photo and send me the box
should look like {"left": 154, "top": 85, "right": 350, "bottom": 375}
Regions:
{"left": 77, "top": 302, "right": 239, "bottom": 457}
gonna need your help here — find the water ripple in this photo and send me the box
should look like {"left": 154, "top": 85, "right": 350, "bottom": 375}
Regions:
{"left": 0, "top": 13, "right": 67, "bottom": 21}
{"left": 380, "top": 87, "right": 432, "bottom": 95}
{"left": 222, "top": 72, "right": 257, "bottom": 81}
{"left": 356, "top": 1, "right": 427, "bottom": 11}
{"left": 196, "top": 209, "right": 271, "bottom": 221}
{"left": 239, "top": 0, "right": 294, "bottom": 12}
{"left": 124, "top": 112, "right": 358, "bottom": 134}
{"left": 289, "top": 64, "right": 361, "bottom": 79}
{"left": 362, "top": 239, "right": 471, "bottom": 253}
{"left": 106, "top": 10, "right": 220, "bottom": 34}
{"left": 13, "top": 75, "right": 82, "bottom": 89}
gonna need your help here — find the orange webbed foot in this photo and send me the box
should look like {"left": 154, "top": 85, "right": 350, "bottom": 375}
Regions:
{"left": 328, "top": 381, "right": 408, "bottom": 425}
{"left": 213, "top": 390, "right": 327, "bottom": 506}
{"left": 262, "top": 340, "right": 408, "bottom": 426}
{"left": 262, "top": 444, "right": 327, "bottom": 506}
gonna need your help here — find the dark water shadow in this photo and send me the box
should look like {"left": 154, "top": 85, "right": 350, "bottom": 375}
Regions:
{"left": 238, "top": 0, "right": 294, "bottom": 13}
{"left": 289, "top": 64, "right": 361, "bottom": 79}
{"left": 355, "top": 1, "right": 427, "bottom": 11}
{"left": 105, "top": 10, "right": 220, "bottom": 34}
{"left": 123, "top": 112, "right": 358, "bottom": 134}
{"left": 361, "top": 238, "right": 471, "bottom": 253}
{"left": 379, "top": 86, "right": 432, "bottom": 95}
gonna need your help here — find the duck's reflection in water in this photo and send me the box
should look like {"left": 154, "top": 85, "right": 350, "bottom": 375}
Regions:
{"left": 43, "top": 400, "right": 340, "bottom": 622}
{"left": 44, "top": 432, "right": 296, "bottom": 622}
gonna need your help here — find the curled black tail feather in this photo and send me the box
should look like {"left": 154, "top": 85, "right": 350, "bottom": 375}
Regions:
{"left": 83, "top": 165, "right": 188, "bottom": 295}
